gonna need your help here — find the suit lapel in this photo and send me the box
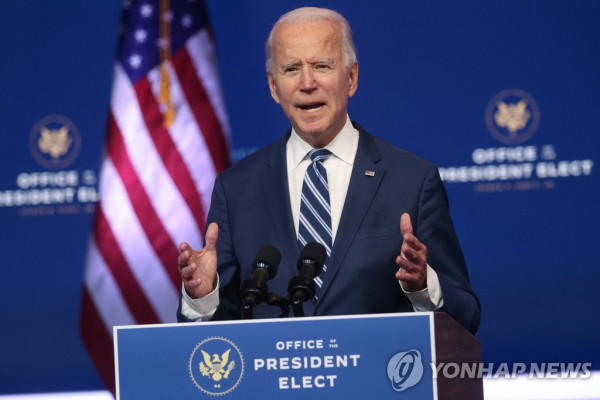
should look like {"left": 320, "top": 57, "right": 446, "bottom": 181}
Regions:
{"left": 316, "top": 126, "right": 385, "bottom": 309}
{"left": 259, "top": 132, "right": 301, "bottom": 276}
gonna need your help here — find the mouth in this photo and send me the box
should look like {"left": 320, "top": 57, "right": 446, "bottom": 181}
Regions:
{"left": 297, "top": 102, "right": 325, "bottom": 113}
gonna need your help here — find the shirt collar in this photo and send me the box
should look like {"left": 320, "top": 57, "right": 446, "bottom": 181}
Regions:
{"left": 288, "top": 115, "right": 359, "bottom": 170}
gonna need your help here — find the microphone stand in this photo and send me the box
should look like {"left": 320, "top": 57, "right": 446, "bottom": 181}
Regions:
{"left": 266, "top": 293, "right": 291, "bottom": 318}
{"left": 242, "top": 300, "right": 254, "bottom": 320}
{"left": 241, "top": 271, "right": 319, "bottom": 318}
{"left": 290, "top": 298, "right": 305, "bottom": 317}
{"left": 241, "top": 291, "right": 310, "bottom": 318}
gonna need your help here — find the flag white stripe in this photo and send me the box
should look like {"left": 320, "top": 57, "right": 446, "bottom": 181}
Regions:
{"left": 111, "top": 63, "right": 202, "bottom": 250}
{"left": 186, "top": 30, "right": 231, "bottom": 141}
{"left": 99, "top": 158, "right": 178, "bottom": 323}
{"left": 84, "top": 240, "right": 135, "bottom": 328}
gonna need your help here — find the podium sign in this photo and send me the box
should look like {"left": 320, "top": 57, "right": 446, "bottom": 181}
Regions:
{"left": 114, "top": 312, "right": 481, "bottom": 399}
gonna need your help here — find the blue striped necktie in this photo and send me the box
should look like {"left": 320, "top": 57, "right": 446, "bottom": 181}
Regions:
{"left": 298, "top": 148, "right": 332, "bottom": 290}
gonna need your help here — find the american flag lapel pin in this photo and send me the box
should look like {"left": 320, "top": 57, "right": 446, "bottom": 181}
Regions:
{"left": 364, "top": 170, "right": 376, "bottom": 177}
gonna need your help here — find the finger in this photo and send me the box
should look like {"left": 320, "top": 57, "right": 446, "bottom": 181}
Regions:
{"left": 180, "top": 262, "right": 197, "bottom": 279}
{"left": 396, "top": 267, "right": 419, "bottom": 282}
{"left": 402, "top": 232, "right": 423, "bottom": 248}
{"left": 396, "top": 257, "right": 426, "bottom": 290}
{"left": 395, "top": 261, "right": 419, "bottom": 280}
{"left": 396, "top": 255, "right": 416, "bottom": 271}
{"left": 184, "top": 276, "right": 202, "bottom": 290}
{"left": 401, "top": 230, "right": 426, "bottom": 262}
{"left": 401, "top": 244, "right": 420, "bottom": 262}
{"left": 177, "top": 248, "right": 191, "bottom": 267}
{"left": 204, "top": 222, "right": 219, "bottom": 251}
{"left": 400, "top": 213, "right": 413, "bottom": 236}
{"left": 180, "top": 241, "right": 191, "bottom": 252}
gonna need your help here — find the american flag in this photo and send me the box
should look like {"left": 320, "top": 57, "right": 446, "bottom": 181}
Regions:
{"left": 80, "top": 0, "right": 230, "bottom": 394}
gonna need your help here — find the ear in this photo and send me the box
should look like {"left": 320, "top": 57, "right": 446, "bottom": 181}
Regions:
{"left": 348, "top": 61, "right": 359, "bottom": 98}
{"left": 267, "top": 72, "right": 280, "bottom": 104}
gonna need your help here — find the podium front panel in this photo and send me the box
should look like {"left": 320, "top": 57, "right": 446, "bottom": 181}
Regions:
{"left": 114, "top": 312, "right": 438, "bottom": 399}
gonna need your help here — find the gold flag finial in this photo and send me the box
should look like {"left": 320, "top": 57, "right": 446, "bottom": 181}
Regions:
{"left": 159, "top": 0, "right": 174, "bottom": 127}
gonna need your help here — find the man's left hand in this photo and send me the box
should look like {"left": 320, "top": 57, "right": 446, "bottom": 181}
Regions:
{"left": 395, "top": 213, "right": 427, "bottom": 292}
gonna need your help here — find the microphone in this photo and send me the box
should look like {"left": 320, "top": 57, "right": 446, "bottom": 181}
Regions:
{"left": 288, "top": 242, "right": 327, "bottom": 307}
{"left": 240, "top": 245, "right": 281, "bottom": 317}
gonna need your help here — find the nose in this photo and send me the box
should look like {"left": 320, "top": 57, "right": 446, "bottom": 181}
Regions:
{"left": 299, "top": 66, "right": 316, "bottom": 92}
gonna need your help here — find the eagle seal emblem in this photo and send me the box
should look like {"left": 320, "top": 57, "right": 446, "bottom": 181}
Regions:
{"left": 485, "top": 89, "right": 540, "bottom": 145}
{"left": 189, "top": 337, "right": 244, "bottom": 396}
{"left": 29, "top": 115, "right": 81, "bottom": 169}
{"left": 199, "top": 349, "right": 236, "bottom": 382}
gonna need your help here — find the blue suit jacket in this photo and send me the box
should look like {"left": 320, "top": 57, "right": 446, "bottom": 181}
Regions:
{"left": 181, "top": 122, "right": 480, "bottom": 334}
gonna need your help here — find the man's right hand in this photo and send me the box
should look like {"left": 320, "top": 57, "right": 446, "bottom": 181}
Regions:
{"left": 178, "top": 222, "right": 218, "bottom": 299}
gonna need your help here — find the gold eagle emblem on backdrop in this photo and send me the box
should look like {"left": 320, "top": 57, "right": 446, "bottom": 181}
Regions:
{"left": 38, "top": 126, "right": 72, "bottom": 159}
{"left": 494, "top": 100, "right": 531, "bottom": 134}
{"left": 29, "top": 115, "right": 81, "bottom": 169}
{"left": 199, "top": 349, "right": 236, "bottom": 382}
{"left": 485, "top": 88, "right": 540, "bottom": 145}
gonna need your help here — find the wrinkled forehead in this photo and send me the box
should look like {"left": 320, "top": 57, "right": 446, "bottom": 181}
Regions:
{"left": 271, "top": 20, "right": 343, "bottom": 62}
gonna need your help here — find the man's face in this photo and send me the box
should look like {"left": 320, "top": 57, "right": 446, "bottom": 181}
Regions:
{"left": 267, "top": 20, "right": 358, "bottom": 148}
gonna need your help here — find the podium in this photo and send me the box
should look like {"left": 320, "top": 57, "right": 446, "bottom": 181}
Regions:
{"left": 114, "top": 312, "right": 482, "bottom": 399}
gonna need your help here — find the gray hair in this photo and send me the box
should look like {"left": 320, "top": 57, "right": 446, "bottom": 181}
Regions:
{"left": 265, "top": 7, "right": 357, "bottom": 75}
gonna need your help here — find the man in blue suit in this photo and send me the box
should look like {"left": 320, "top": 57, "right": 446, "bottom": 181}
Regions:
{"left": 178, "top": 7, "right": 480, "bottom": 334}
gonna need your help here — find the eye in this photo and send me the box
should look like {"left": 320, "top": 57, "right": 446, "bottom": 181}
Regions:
{"left": 283, "top": 66, "right": 299, "bottom": 75}
{"left": 313, "top": 62, "right": 335, "bottom": 73}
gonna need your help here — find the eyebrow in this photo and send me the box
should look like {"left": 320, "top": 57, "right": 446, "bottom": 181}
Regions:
{"left": 280, "top": 58, "right": 336, "bottom": 69}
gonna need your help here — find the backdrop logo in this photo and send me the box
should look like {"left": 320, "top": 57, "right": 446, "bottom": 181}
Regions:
{"left": 189, "top": 337, "right": 245, "bottom": 396}
{"left": 29, "top": 115, "right": 82, "bottom": 169}
{"left": 386, "top": 349, "right": 424, "bottom": 392}
{"left": 485, "top": 88, "right": 540, "bottom": 145}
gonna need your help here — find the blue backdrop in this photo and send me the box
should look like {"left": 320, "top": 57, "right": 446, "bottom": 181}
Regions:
{"left": 1, "top": 0, "right": 598, "bottom": 394}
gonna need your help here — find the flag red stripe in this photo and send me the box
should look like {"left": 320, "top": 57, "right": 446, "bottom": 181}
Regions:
{"left": 93, "top": 205, "right": 161, "bottom": 324}
{"left": 133, "top": 77, "right": 206, "bottom": 234}
{"left": 80, "top": 287, "right": 116, "bottom": 395}
{"left": 106, "top": 113, "right": 181, "bottom": 289}
{"left": 172, "top": 48, "right": 230, "bottom": 173}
